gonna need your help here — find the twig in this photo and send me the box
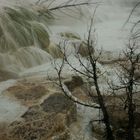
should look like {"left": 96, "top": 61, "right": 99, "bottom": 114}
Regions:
{"left": 49, "top": 2, "right": 100, "bottom": 11}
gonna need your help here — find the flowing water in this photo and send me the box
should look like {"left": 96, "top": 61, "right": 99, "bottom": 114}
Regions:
{"left": 0, "top": 0, "right": 139, "bottom": 74}
{"left": 0, "top": 0, "right": 139, "bottom": 139}
{"left": 0, "top": 79, "right": 28, "bottom": 123}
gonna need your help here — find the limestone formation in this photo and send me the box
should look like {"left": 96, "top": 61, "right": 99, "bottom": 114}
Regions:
{"left": 7, "top": 93, "right": 77, "bottom": 140}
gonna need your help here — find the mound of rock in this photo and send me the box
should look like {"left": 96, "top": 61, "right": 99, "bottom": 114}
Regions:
{"left": 106, "top": 95, "right": 140, "bottom": 139}
{"left": 76, "top": 41, "right": 94, "bottom": 57}
{"left": 0, "top": 70, "right": 18, "bottom": 82}
{"left": 6, "top": 83, "right": 49, "bottom": 105}
{"left": 64, "top": 76, "right": 84, "bottom": 91}
{"left": 59, "top": 32, "right": 81, "bottom": 40}
{"left": 47, "top": 42, "right": 64, "bottom": 58}
{"left": 41, "top": 93, "right": 77, "bottom": 124}
{"left": 7, "top": 93, "right": 77, "bottom": 140}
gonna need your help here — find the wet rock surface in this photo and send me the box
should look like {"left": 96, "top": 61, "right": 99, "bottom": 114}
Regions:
{"left": 106, "top": 94, "right": 140, "bottom": 139}
{"left": 6, "top": 82, "right": 49, "bottom": 105}
{"left": 0, "top": 70, "right": 18, "bottom": 82}
{"left": 6, "top": 93, "right": 77, "bottom": 140}
{"left": 9, "top": 113, "right": 69, "bottom": 140}
{"left": 41, "top": 93, "right": 76, "bottom": 113}
{"left": 64, "top": 76, "right": 84, "bottom": 91}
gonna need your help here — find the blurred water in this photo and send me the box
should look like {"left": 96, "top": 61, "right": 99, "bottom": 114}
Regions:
{"left": 0, "top": 0, "right": 139, "bottom": 73}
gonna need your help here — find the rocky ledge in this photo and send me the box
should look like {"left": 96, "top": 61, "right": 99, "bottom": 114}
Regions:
{"left": 0, "top": 80, "right": 77, "bottom": 140}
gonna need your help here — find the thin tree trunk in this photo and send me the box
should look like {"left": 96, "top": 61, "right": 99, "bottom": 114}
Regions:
{"left": 127, "top": 86, "right": 135, "bottom": 140}
{"left": 127, "top": 66, "right": 135, "bottom": 140}
{"left": 127, "top": 101, "right": 134, "bottom": 140}
{"left": 94, "top": 81, "right": 114, "bottom": 140}
{"left": 93, "top": 66, "right": 114, "bottom": 140}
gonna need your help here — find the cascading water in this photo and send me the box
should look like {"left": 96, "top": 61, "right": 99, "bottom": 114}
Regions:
{"left": 0, "top": 47, "right": 53, "bottom": 73}
{"left": 0, "top": 0, "right": 139, "bottom": 139}
{"left": 0, "top": 2, "right": 52, "bottom": 73}
{"left": 0, "top": 0, "right": 139, "bottom": 74}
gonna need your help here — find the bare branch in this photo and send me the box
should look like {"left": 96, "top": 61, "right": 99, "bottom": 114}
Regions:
{"left": 123, "top": 2, "right": 140, "bottom": 28}
{"left": 49, "top": 2, "right": 100, "bottom": 11}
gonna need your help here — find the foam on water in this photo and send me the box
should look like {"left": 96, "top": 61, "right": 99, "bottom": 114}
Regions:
{"left": 0, "top": 79, "right": 27, "bottom": 123}
{"left": 0, "top": 47, "right": 53, "bottom": 73}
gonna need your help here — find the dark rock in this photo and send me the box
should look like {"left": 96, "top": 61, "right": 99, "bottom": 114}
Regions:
{"left": 41, "top": 93, "right": 74, "bottom": 113}
{"left": 59, "top": 32, "right": 81, "bottom": 40}
{"left": 9, "top": 93, "right": 77, "bottom": 140}
{"left": 0, "top": 69, "right": 18, "bottom": 81}
{"left": 134, "top": 71, "right": 140, "bottom": 81}
{"left": 41, "top": 93, "right": 77, "bottom": 125}
{"left": 107, "top": 106, "right": 128, "bottom": 129}
{"left": 79, "top": 42, "right": 94, "bottom": 57}
{"left": 115, "top": 128, "right": 127, "bottom": 139}
{"left": 7, "top": 84, "right": 47, "bottom": 103}
{"left": 21, "top": 105, "right": 44, "bottom": 121}
{"left": 134, "top": 112, "right": 140, "bottom": 129}
{"left": 135, "top": 128, "right": 140, "bottom": 140}
{"left": 64, "top": 76, "right": 84, "bottom": 91}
